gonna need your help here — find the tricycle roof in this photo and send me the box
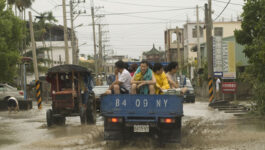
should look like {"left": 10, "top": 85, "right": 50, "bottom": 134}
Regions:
{"left": 47, "top": 64, "right": 91, "bottom": 75}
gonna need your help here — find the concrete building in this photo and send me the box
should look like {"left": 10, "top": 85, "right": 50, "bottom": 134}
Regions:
{"left": 182, "top": 22, "right": 204, "bottom": 79}
{"left": 36, "top": 41, "right": 73, "bottom": 65}
{"left": 164, "top": 28, "right": 184, "bottom": 64}
{"left": 183, "top": 21, "right": 241, "bottom": 79}
{"left": 205, "top": 21, "right": 241, "bottom": 41}
{"left": 26, "top": 41, "right": 73, "bottom": 83}
{"left": 105, "top": 55, "right": 127, "bottom": 74}
{"left": 142, "top": 44, "right": 165, "bottom": 62}
{"left": 183, "top": 23, "right": 204, "bottom": 66}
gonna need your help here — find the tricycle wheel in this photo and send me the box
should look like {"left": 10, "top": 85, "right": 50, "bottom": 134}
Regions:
{"left": 46, "top": 109, "right": 53, "bottom": 127}
{"left": 80, "top": 106, "right": 87, "bottom": 125}
{"left": 54, "top": 116, "right": 66, "bottom": 126}
{"left": 86, "top": 99, "right": 96, "bottom": 124}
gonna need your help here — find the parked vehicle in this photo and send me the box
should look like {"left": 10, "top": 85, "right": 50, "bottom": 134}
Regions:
{"left": 45, "top": 65, "right": 96, "bottom": 127}
{"left": 0, "top": 83, "right": 32, "bottom": 110}
{"left": 0, "top": 84, "right": 24, "bottom": 101}
{"left": 178, "top": 77, "right": 195, "bottom": 103}
{"left": 101, "top": 94, "right": 183, "bottom": 144}
{"left": 183, "top": 78, "right": 195, "bottom": 103}
{"left": 93, "top": 85, "right": 109, "bottom": 111}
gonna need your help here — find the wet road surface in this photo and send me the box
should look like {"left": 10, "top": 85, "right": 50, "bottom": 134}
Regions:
{"left": 1, "top": 100, "right": 265, "bottom": 150}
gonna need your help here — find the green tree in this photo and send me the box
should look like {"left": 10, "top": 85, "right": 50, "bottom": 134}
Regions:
{"left": 0, "top": 0, "right": 24, "bottom": 83}
{"left": 8, "top": 0, "right": 34, "bottom": 18}
{"left": 234, "top": 0, "right": 265, "bottom": 115}
{"left": 34, "top": 11, "right": 57, "bottom": 67}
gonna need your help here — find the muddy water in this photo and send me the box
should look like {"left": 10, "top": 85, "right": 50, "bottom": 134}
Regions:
{"left": 0, "top": 101, "right": 265, "bottom": 150}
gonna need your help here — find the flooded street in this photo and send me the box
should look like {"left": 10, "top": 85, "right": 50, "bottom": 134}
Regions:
{"left": 1, "top": 100, "right": 265, "bottom": 150}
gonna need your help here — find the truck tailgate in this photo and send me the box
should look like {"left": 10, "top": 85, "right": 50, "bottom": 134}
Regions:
{"left": 101, "top": 94, "right": 183, "bottom": 116}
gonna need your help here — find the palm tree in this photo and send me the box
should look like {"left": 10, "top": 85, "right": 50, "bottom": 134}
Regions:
{"left": 35, "top": 11, "right": 57, "bottom": 67}
{"left": 8, "top": 0, "right": 35, "bottom": 18}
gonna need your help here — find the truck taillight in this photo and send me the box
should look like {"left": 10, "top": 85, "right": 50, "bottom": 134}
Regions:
{"left": 160, "top": 118, "right": 175, "bottom": 124}
{"left": 19, "top": 91, "right": 24, "bottom": 96}
{"left": 108, "top": 117, "right": 123, "bottom": 123}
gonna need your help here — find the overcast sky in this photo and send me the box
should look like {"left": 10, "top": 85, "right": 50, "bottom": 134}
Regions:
{"left": 29, "top": 0, "right": 244, "bottom": 59}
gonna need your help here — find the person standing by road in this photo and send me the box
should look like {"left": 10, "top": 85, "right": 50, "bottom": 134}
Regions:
{"left": 216, "top": 77, "right": 221, "bottom": 100}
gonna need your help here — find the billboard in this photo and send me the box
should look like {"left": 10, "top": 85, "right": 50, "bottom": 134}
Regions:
{"left": 213, "top": 37, "right": 236, "bottom": 79}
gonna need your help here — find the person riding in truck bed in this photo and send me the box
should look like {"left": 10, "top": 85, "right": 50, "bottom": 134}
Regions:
{"left": 131, "top": 60, "right": 156, "bottom": 95}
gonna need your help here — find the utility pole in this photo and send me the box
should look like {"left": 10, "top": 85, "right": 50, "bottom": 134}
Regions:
{"left": 76, "top": 38, "right": 79, "bottom": 65}
{"left": 90, "top": 1, "right": 98, "bottom": 76}
{"left": 49, "top": 30, "right": 54, "bottom": 67}
{"left": 196, "top": 5, "right": 201, "bottom": 68}
{"left": 29, "top": 11, "right": 41, "bottom": 109}
{"left": 70, "top": 0, "right": 77, "bottom": 65}
{"left": 98, "top": 24, "right": 103, "bottom": 73}
{"left": 62, "top": 0, "right": 70, "bottom": 64}
{"left": 176, "top": 27, "right": 182, "bottom": 75}
{"left": 209, "top": 0, "right": 216, "bottom": 102}
{"left": 205, "top": 1, "right": 214, "bottom": 103}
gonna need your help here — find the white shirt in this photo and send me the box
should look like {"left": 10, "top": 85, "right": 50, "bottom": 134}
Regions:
{"left": 118, "top": 69, "right": 132, "bottom": 91}
{"left": 216, "top": 78, "right": 221, "bottom": 91}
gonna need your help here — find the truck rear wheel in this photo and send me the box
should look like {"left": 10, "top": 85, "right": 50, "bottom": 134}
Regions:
{"left": 46, "top": 109, "right": 53, "bottom": 127}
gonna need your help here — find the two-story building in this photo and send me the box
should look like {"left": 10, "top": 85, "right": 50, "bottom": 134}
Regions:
{"left": 183, "top": 22, "right": 204, "bottom": 78}
{"left": 184, "top": 21, "right": 242, "bottom": 79}
{"left": 164, "top": 28, "right": 184, "bottom": 65}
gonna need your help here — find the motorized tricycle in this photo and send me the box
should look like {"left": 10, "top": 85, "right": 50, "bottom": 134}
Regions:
{"left": 46, "top": 64, "right": 96, "bottom": 127}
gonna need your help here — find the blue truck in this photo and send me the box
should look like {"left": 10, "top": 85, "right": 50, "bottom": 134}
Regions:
{"left": 101, "top": 94, "right": 183, "bottom": 143}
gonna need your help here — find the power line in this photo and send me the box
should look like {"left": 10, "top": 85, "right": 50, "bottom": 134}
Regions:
{"left": 52, "top": 6, "right": 196, "bottom": 18}
{"left": 199, "top": 0, "right": 243, "bottom": 6}
{"left": 99, "top": 0, "right": 180, "bottom": 8}
{"left": 112, "top": 14, "right": 174, "bottom": 21}
{"left": 213, "top": 0, "right": 243, "bottom": 6}
{"left": 84, "top": 7, "right": 196, "bottom": 16}
{"left": 214, "top": 0, "right": 231, "bottom": 21}
{"left": 85, "top": 20, "right": 186, "bottom": 26}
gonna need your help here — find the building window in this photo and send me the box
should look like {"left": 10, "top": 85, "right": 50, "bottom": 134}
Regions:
{"left": 171, "top": 32, "right": 177, "bottom": 43}
{"left": 214, "top": 27, "right": 223, "bottom": 36}
{"left": 165, "top": 31, "right": 168, "bottom": 44}
{"left": 192, "top": 26, "right": 203, "bottom": 38}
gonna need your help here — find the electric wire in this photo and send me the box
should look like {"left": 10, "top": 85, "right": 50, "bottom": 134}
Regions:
{"left": 214, "top": 0, "right": 231, "bottom": 21}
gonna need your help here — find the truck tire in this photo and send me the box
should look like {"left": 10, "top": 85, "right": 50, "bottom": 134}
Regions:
{"left": 46, "top": 109, "right": 53, "bottom": 127}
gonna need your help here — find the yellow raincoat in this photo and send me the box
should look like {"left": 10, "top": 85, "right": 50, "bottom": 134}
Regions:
{"left": 154, "top": 72, "right": 170, "bottom": 94}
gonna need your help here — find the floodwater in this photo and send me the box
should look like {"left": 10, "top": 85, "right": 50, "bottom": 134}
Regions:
{"left": 1, "top": 100, "right": 265, "bottom": 150}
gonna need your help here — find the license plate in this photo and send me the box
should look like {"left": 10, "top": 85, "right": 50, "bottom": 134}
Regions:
{"left": 133, "top": 125, "right": 149, "bottom": 133}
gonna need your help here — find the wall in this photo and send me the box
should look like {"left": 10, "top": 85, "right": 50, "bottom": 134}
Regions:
{"left": 36, "top": 41, "right": 73, "bottom": 65}
{"left": 183, "top": 23, "right": 204, "bottom": 65}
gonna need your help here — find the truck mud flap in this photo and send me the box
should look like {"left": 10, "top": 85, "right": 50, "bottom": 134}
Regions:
{"left": 104, "top": 118, "right": 124, "bottom": 140}
{"left": 159, "top": 117, "right": 181, "bottom": 143}
{"left": 159, "top": 128, "right": 181, "bottom": 143}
